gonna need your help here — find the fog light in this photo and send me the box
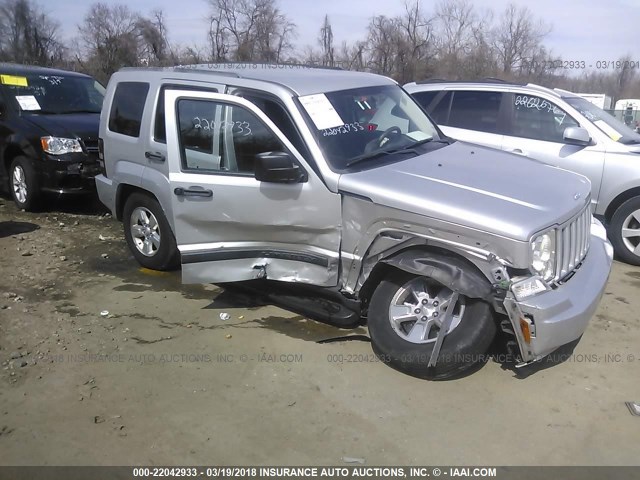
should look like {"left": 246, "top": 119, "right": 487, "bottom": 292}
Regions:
{"left": 512, "top": 277, "right": 548, "bottom": 301}
{"left": 67, "top": 163, "right": 81, "bottom": 172}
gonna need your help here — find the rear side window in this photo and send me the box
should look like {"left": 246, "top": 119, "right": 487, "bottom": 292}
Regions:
{"left": 108, "top": 82, "right": 149, "bottom": 137}
{"left": 446, "top": 90, "right": 502, "bottom": 134}
{"left": 429, "top": 91, "right": 453, "bottom": 124}
{"left": 412, "top": 91, "right": 440, "bottom": 111}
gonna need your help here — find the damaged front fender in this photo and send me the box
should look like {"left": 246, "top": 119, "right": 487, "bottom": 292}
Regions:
{"left": 381, "top": 250, "right": 493, "bottom": 300}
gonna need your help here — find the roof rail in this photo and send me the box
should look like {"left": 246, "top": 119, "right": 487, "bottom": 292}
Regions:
{"left": 416, "top": 78, "right": 449, "bottom": 84}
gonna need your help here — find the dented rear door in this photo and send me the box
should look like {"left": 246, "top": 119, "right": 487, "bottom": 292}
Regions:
{"left": 164, "top": 89, "right": 341, "bottom": 286}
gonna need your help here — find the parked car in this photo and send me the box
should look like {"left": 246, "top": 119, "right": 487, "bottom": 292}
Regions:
{"left": 95, "top": 65, "right": 612, "bottom": 379}
{"left": 405, "top": 80, "right": 640, "bottom": 265}
{"left": 0, "top": 63, "right": 105, "bottom": 210}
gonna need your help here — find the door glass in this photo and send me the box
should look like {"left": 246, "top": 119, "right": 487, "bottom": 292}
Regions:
{"left": 176, "top": 99, "right": 287, "bottom": 174}
{"left": 512, "top": 94, "right": 579, "bottom": 143}
{"left": 447, "top": 91, "right": 502, "bottom": 133}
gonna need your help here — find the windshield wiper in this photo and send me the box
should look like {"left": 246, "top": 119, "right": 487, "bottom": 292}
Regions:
{"left": 344, "top": 137, "right": 435, "bottom": 168}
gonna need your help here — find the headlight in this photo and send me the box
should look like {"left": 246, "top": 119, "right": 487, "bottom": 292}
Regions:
{"left": 531, "top": 230, "right": 556, "bottom": 281}
{"left": 41, "top": 136, "right": 83, "bottom": 155}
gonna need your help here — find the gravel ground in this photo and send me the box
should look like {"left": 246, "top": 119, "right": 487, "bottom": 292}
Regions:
{"left": 1, "top": 193, "right": 639, "bottom": 466}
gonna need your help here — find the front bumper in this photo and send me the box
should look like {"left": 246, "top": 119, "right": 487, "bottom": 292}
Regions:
{"left": 504, "top": 222, "right": 613, "bottom": 363}
{"left": 38, "top": 154, "right": 100, "bottom": 194}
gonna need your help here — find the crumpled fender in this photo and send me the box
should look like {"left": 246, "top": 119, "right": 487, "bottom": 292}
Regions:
{"left": 381, "top": 250, "right": 493, "bottom": 300}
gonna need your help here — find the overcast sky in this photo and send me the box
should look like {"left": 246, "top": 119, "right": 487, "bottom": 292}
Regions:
{"left": 53, "top": 0, "right": 639, "bottom": 70}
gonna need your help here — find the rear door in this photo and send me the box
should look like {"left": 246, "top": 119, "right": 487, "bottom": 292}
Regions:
{"left": 164, "top": 89, "right": 341, "bottom": 285}
{"left": 420, "top": 89, "right": 507, "bottom": 149}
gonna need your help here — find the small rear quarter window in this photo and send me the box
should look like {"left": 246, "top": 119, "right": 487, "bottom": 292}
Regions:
{"left": 108, "top": 82, "right": 149, "bottom": 137}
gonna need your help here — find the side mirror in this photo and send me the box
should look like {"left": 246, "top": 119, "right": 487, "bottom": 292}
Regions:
{"left": 254, "top": 151, "right": 307, "bottom": 183}
{"left": 563, "top": 126, "right": 591, "bottom": 146}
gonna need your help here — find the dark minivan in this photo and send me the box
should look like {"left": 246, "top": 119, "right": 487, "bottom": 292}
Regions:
{"left": 0, "top": 63, "right": 105, "bottom": 210}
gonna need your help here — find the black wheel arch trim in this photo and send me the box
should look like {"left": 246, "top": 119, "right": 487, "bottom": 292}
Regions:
{"left": 381, "top": 249, "right": 493, "bottom": 300}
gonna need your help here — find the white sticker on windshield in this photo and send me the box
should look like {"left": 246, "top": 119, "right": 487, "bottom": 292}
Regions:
{"left": 594, "top": 120, "right": 622, "bottom": 141}
{"left": 298, "top": 94, "right": 344, "bottom": 130}
{"left": 15, "top": 95, "right": 41, "bottom": 111}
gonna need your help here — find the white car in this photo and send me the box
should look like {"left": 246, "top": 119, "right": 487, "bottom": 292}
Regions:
{"left": 405, "top": 80, "right": 640, "bottom": 265}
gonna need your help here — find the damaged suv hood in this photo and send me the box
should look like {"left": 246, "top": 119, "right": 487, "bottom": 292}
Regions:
{"left": 338, "top": 141, "right": 591, "bottom": 241}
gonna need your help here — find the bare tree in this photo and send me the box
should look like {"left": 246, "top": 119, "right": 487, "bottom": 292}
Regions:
{"left": 319, "top": 15, "right": 334, "bottom": 67}
{"left": 0, "top": 0, "right": 65, "bottom": 65}
{"left": 364, "top": 1, "right": 433, "bottom": 83}
{"left": 136, "top": 9, "right": 171, "bottom": 65}
{"left": 491, "top": 3, "right": 551, "bottom": 76}
{"left": 206, "top": 0, "right": 296, "bottom": 62}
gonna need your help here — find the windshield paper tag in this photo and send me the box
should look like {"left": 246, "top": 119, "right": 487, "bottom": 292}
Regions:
{"left": 1, "top": 74, "right": 28, "bottom": 86}
{"left": 15, "top": 95, "right": 41, "bottom": 111}
{"left": 298, "top": 94, "right": 344, "bottom": 130}
{"left": 594, "top": 120, "right": 622, "bottom": 141}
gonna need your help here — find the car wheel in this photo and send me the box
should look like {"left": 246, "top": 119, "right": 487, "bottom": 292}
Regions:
{"left": 609, "top": 196, "right": 640, "bottom": 266}
{"left": 368, "top": 269, "right": 496, "bottom": 380}
{"left": 10, "top": 156, "right": 40, "bottom": 211}
{"left": 123, "top": 193, "right": 179, "bottom": 270}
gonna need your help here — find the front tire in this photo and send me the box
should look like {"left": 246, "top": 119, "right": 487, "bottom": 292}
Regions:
{"left": 122, "top": 193, "right": 179, "bottom": 270}
{"left": 10, "top": 156, "right": 40, "bottom": 211}
{"left": 609, "top": 196, "right": 640, "bottom": 266}
{"left": 368, "top": 269, "right": 495, "bottom": 380}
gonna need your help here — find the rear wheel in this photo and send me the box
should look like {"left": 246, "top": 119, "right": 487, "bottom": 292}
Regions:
{"left": 368, "top": 269, "right": 495, "bottom": 379}
{"left": 10, "top": 156, "right": 40, "bottom": 211}
{"left": 609, "top": 196, "right": 640, "bottom": 265}
{"left": 123, "top": 193, "right": 179, "bottom": 270}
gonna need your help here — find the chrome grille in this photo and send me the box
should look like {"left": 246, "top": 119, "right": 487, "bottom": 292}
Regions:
{"left": 556, "top": 203, "right": 591, "bottom": 281}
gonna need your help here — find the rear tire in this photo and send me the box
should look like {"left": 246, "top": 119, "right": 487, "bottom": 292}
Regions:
{"left": 368, "top": 269, "right": 496, "bottom": 380}
{"left": 609, "top": 196, "right": 640, "bottom": 266}
{"left": 123, "top": 193, "right": 179, "bottom": 270}
{"left": 10, "top": 156, "right": 40, "bottom": 211}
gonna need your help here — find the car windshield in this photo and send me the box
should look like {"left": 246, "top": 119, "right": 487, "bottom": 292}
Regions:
{"left": 1, "top": 73, "right": 105, "bottom": 114}
{"left": 298, "top": 85, "right": 441, "bottom": 170}
{"left": 564, "top": 96, "right": 640, "bottom": 145}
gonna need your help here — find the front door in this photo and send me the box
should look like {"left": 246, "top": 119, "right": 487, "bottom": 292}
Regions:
{"left": 164, "top": 90, "right": 341, "bottom": 285}
{"left": 501, "top": 92, "right": 605, "bottom": 206}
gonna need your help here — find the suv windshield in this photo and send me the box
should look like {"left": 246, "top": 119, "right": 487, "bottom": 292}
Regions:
{"left": 564, "top": 96, "right": 640, "bottom": 145}
{"left": 298, "top": 85, "right": 441, "bottom": 170}
{"left": 2, "top": 73, "right": 105, "bottom": 114}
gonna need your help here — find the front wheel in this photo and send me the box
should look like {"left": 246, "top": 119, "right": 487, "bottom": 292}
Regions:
{"left": 122, "top": 193, "right": 179, "bottom": 270}
{"left": 368, "top": 269, "right": 496, "bottom": 379}
{"left": 609, "top": 196, "right": 640, "bottom": 265}
{"left": 10, "top": 156, "right": 40, "bottom": 211}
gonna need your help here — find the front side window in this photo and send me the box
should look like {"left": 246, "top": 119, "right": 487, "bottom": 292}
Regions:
{"left": 0, "top": 72, "right": 104, "bottom": 114}
{"left": 109, "top": 82, "right": 149, "bottom": 137}
{"left": 300, "top": 84, "right": 440, "bottom": 170}
{"left": 446, "top": 90, "right": 502, "bottom": 133}
{"left": 177, "top": 99, "right": 287, "bottom": 175}
{"left": 511, "top": 94, "right": 579, "bottom": 143}
{"left": 564, "top": 96, "right": 640, "bottom": 145}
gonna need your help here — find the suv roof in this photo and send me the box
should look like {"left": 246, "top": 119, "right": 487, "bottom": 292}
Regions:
{"left": 0, "top": 62, "right": 92, "bottom": 79}
{"left": 119, "top": 63, "right": 397, "bottom": 96}
{"left": 404, "top": 79, "right": 577, "bottom": 100}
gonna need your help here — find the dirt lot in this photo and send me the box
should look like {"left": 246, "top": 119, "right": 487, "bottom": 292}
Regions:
{"left": 0, "top": 193, "right": 639, "bottom": 466}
